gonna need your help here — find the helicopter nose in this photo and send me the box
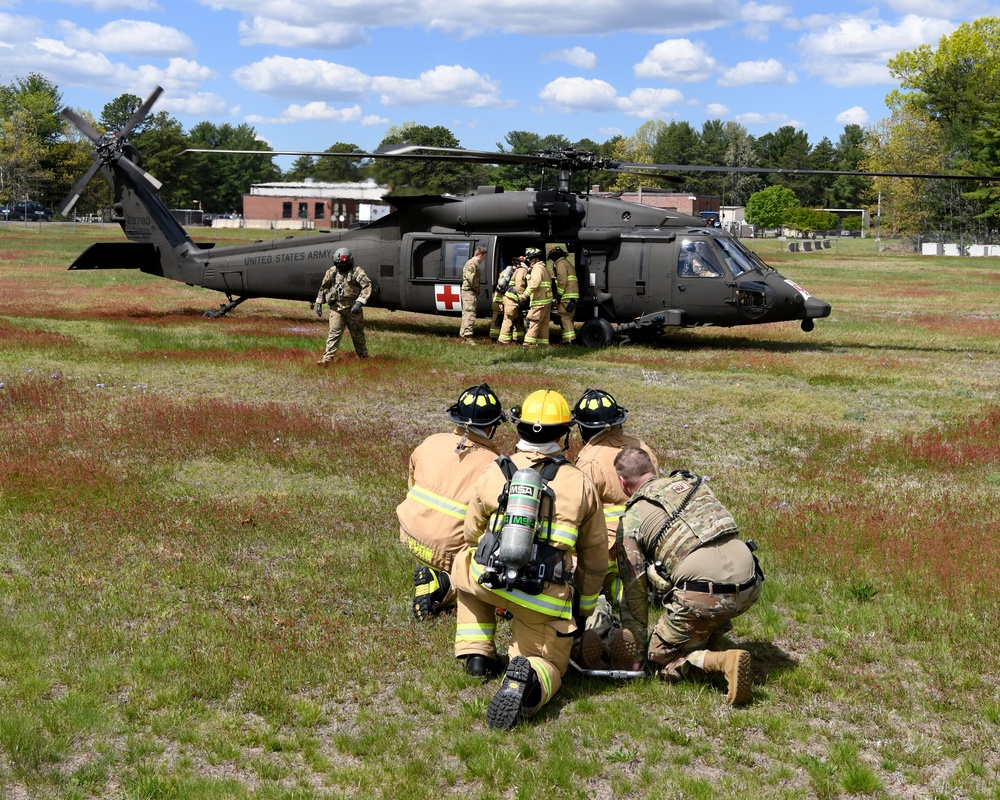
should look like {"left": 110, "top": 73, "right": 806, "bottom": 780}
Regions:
{"left": 803, "top": 295, "right": 831, "bottom": 319}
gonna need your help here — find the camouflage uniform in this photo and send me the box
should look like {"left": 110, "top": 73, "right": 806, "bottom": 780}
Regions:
{"left": 460, "top": 254, "right": 483, "bottom": 340}
{"left": 575, "top": 427, "right": 659, "bottom": 598}
{"left": 549, "top": 254, "right": 579, "bottom": 344}
{"left": 523, "top": 259, "right": 552, "bottom": 346}
{"left": 397, "top": 426, "right": 501, "bottom": 608}
{"left": 453, "top": 450, "right": 607, "bottom": 715}
{"left": 499, "top": 263, "right": 528, "bottom": 345}
{"left": 617, "top": 471, "right": 762, "bottom": 679}
{"left": 317, "top": 264, "right": 372, "bottom": 360}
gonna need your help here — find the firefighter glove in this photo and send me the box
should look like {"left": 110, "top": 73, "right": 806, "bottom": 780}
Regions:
{"left": 351, "top": 301, "right": 363, "bottom": 315}
{"left": 566, "top": 299, "right": 576, "bottom": 314}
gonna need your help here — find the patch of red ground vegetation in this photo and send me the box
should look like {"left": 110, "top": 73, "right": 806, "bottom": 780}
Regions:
{"left": 0, "top": 319, "right": 75, "bottom": 349}
{"left": 913, "top": 313, "right": 1000, "bottom": 337}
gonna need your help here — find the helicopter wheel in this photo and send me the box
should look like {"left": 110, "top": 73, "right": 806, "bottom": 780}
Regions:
{"left": 579, "top": 318, "right": 616, "bottom": 348}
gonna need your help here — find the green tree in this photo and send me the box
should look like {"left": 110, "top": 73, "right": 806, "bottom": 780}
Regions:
{"left": 745, "top": 184, "right": 799, "bottom": 231}
{"left": 100, "top": 93, "right": 153, "bottom": 136}
{"left": 722, "top": 121, "right": 763, "bottom": 206}
{"left": 827, "top": 124, "right": 870, "bottom": 210}
{"left": 0, "top": 74, "right": 63, "bottom": 205}
{"left": 132, "top": 111, "right": 195, "bottom": 209}
{"left": 755, "top": 126, "right": 814, "bottom": 201}
{"left": 782, "top": 206, "right": 837, "bottom": 236}
{"left": 373, "top": 123, "right": 483, "bottom": 194}
{"left": 186, "top": 122, "right": 280, "bottom": 213}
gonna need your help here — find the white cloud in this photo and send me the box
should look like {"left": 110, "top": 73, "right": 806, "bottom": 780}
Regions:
{"left": 232, "top": 57, "right": 372, "bottom": 101}
{"left": 705, "top": 102, "right": 729, "bottom": 117}
{"left": 0, "top": 12, "right": 44, "bottom": 40}
{"left": 734, "top": 111, "right": 801, "bottom": 128}
{"left": 164, "top": 92, "right": 233, "bottom": 116}
{"left": 718, "top": 58, "right": 796, "bottom": 87}
{"left": 54, "top": 0, "right": 160, "bottom": 10}
{"left": 795, "top": 14, "right": 956, "bottom": 87}
{"left": 237, "top": 17, "right": 369, "bottom": 49}
{"left": 635, "top": 39, "right": 718, "bottom": 82}
{"left": 246, "top": 102, "right": 363, "bottom": 124}
{"left": 542, "top": 46, "right": 597, "bottom": 69}
{"left": 362, "top": 114, "right": 389, "bottom": 126}
{"left": 836, "top": 105, "right": 870, "bottom": 126}
{"left": 371, "top": 65, "right": 504, "bottom": 107}
{"left": 539, "top": 77, "right": 683, "bottom": 116}
{"left": 59, "top": 20, "right": 194, "bottom": 57}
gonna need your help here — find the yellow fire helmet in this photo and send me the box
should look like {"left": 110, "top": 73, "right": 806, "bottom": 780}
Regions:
{"left": 510, "top": 389, "right": 572, "bottom": 430}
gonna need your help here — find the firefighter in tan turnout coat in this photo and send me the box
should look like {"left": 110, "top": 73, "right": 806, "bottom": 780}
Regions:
{"left": 614, "top": 446, "right": 764, "bottom": 705}
{"left": 397, "top": 384, "right": 507, "bottom": 620}
{"left": 452, "top": 390, "right": 607, "bottom": 729}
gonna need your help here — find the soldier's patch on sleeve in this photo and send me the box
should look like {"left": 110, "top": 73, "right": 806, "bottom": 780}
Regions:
{"left": 669, "top": 480, "right": 690, "bottom": 494}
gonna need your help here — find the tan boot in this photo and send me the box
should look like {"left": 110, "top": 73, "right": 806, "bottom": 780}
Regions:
{"left": 702, "top": 649, "right": 752, "bottom": 705}
{"left": 572, "top": 629, "right": 606, "bottom": 670}
{"left": 607, "top": 628, "right": 642, "bottom": 671}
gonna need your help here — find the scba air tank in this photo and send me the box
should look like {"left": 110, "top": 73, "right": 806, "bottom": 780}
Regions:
{"left": 497, "top": 467, "right": 545, "bottom": 579}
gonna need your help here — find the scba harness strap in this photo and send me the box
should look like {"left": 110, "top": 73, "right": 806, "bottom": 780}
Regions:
{"left": 473, "top": 455, "right": 573, "bottom": 594}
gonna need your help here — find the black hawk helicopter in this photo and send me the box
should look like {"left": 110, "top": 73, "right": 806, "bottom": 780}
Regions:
{"left": 58, "top": 87, "right": 988, "bottom": 347}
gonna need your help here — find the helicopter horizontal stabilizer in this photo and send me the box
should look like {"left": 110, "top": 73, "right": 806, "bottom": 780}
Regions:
{"left": 69, "top": 242, "right": 163, "bottom": 275}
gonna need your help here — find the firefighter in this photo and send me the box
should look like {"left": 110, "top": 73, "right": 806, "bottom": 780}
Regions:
{"left": 547, "top": 246, "right": 579, "bottom": 344}
{"left": 397, "top": 384, "right": 507, "bottom": 620}
{"left": 498, "top": 256, "right": 528, "bottom": 345}
{"left": 452, "top": 389, "right": 607, "bottom": 729}
{"left": 614, "top": 446, "right": 764, "bottom": 705}
{"left": 315, "top": 247, "right": 372, "bottom": 363}
{"left": 522, "top": 248, "right": 552, "bottom": 347}
{"left": 572, "top": 389, "right": 659, "bottom": 669}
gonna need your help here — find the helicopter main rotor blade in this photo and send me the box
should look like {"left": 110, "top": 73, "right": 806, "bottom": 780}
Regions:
{"left": 59, "top": 161, "right": 101, "bottom": 216}
{"left": 61, "top": 107, "right": 103, "bottom": 145}
{"left": 116, "top": 152, "right": 163, "bottom": 192}
{"left": 615, "top": 161, "right": 999, "bottom": 182}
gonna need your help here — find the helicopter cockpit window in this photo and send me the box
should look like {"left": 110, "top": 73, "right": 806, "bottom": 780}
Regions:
{"left": 678, "top": 239, "right": 724, "bottom": 278}
{"left": 712, "top": 236, "right": 760, "bottom": 276}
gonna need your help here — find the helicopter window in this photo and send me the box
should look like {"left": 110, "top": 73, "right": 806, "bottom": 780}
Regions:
{"left": 713, "top": 236, "right": 762, "bottom": 276}
{"left": 282, "top": 202, "right": 292, "bottom": 220}
{"left": 443, "top": 241, "right": 473, "bottom": 279}
{"left": 678, "top": 240, "right": 724, "bottom": 278}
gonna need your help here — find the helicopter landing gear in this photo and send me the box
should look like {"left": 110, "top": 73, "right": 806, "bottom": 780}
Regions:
{"left": 801, "top": 319, "right": 815, "bottom": 332}
{"left": 579, "top": 317, "right": 616, "bottom": 348}
{"left": 204, "top": 294, "right": 248, "bottom": 318}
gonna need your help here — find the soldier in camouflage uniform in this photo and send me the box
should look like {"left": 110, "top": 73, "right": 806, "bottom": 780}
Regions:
{"left": 315, "top": 247, "right": 372, "bottom": 363}
{"left": 460, "top": 246, "right": 486, "bottom": 343}
{"left": 613, "top": 446, "right": 763, "bottom": 705}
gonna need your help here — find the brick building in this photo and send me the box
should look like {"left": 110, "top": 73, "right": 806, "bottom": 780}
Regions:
{"left": 239, "top": 179, "right": 390, "bottom": 230}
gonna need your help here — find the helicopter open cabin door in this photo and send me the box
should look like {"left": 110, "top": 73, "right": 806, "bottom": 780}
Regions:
{"left": 400, "top": 234, "right": 495, "bottom": 316}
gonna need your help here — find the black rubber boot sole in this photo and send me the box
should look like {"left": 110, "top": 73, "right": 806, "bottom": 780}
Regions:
{"left": 486, "top": 656, "right": 533, "bottom": 730}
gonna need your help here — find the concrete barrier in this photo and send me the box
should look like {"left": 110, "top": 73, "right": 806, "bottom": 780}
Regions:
{"left": 786, "top": 242, "right": 799, "bottom": 252}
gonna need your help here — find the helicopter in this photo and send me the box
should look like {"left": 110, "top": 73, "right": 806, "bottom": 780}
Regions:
{"left": 57, "top": 86, "right": 990, "bottom": 347}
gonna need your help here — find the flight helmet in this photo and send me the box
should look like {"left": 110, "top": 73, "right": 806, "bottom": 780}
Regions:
{"left": 334, "top": 247, "right": 354, "bottom": 271}
{"left": 448, "top": 383, "right": 507, "bottom": 429}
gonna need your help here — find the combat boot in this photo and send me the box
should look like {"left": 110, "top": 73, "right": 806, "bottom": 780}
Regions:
{"left": 572, "top": 629, "right": 606, "bottom": 670}
{"left": 702, "top": 649, "right": 752, "bottom": 705}
{"left": 412, "top": 566, "right": 453, "bottom": 620}
{"left": 607, "top": 627, "right": 642, "bottom": 671}
{"left": 486, "top": 656, "right": 542, "bottom": 730}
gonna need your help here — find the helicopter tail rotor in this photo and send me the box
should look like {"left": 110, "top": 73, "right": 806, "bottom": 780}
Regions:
{"left": 58, "top": 86, "right": 165, "bottom": 217}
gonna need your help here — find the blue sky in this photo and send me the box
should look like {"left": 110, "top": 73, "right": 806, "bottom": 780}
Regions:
{"left": 2, "top": 0, "right": 997, "bottom": 165}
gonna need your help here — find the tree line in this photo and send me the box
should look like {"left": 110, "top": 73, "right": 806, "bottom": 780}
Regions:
{"left": 3, "top": 19, "right": 1000, "bottom": 241}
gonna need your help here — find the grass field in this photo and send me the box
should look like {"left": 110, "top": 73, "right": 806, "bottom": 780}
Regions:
{"left": 1, "top": 224, "right": 999, "bottom": 799}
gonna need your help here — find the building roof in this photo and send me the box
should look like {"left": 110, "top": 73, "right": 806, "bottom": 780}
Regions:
{"left": 249, "top": 179, "right": 388, "bottom": 201}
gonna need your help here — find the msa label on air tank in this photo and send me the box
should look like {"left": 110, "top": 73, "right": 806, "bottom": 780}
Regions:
{"left": 784, "top": 279, "right": 811, "bottom": 299}
{"left": 509, "top": 484, "right": 537, "bottom": 496}
{"left": 243, "top": 248, "right": 336, "bottom": 267}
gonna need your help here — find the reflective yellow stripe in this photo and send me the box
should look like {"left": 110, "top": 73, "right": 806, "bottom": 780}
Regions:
{"left": 540, "top": 521, "right": 577, "bottom": 549}
{"left": 604, "top": 505, "right": 626, "bottom": 526}
{"left": 469, "top": 560, "right": 574, "bottom": 618}
{"left": 407, "top": 485, "right": 468, "bottom": 520}
{"left": 456, "top": 622, "right": 496, "bottom": 643}
{"left": 577, "top": 591, "right": 599, "bottom": 616}
{"left": 528, "top": 657, "right": 554, "bottom": 701}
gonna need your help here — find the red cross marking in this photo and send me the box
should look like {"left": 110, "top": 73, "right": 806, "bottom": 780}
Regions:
{"left": 436, "top": 283, "right": 462, "bottom": 311}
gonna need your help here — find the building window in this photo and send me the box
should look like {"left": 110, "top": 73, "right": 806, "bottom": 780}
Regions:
{"left": 282, "top": 202, "right": 292, "bottom": 219}
{"left": 315, "top": 202, "right": 325, "bottom": 220}
{"left": 297, "top": 202, "right": 308, "bottom": 219}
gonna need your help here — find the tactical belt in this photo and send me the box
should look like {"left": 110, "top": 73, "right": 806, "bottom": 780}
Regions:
{"left": 675, "top": 571, "right": 760, "bottom": 596}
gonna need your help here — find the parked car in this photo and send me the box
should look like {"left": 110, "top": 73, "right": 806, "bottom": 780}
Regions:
{"left": 8, "top": 200, "right": 54, "bottom": 221}
{"left": 0, "top": 205, "right": 13, "bottom": 219}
